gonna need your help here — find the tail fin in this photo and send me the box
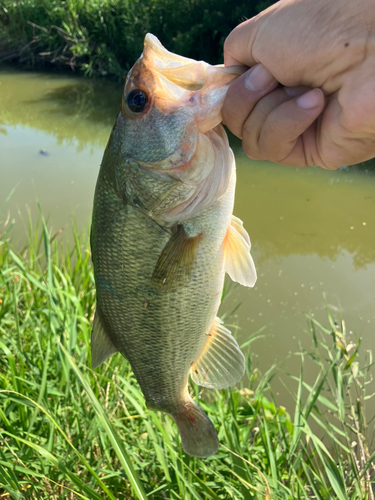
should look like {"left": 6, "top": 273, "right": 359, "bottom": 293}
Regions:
{"left": 171, "top": 398, "right": 219, "bottom": 458}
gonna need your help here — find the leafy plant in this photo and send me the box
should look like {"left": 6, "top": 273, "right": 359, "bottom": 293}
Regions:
{"left": 0, "top": 0, "right": 277, "bottom": 79}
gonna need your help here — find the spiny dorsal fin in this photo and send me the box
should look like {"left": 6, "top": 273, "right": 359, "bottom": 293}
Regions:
{"left": 223, "top": 215, "right": 257, "bottom": 287}
{"left": 91, "top": 312, "right": 118, "bottom": 369}
{"left": 190, "top": 317, "right": 245, "bottom": 390}
{"left": 152, "top": 225, "right": 201, "bottom": 289}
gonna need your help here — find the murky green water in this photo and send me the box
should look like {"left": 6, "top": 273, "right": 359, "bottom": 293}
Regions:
{"left": 1, "top": 68, "right": 375, "bottom": 411}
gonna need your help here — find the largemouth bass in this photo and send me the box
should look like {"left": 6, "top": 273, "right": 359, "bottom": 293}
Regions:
{"left": 90, "top": 34, "right": 256, "bottom": 458}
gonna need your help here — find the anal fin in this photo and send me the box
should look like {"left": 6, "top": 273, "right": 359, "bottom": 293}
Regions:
{"left": 223, "top": 215, "right": 257, "bottom": 287}
{"left": 91, "top": 312, "right": 118, "bottom": 369}
{"left": 190, "top": 317, "right": 245, "bottom": 390}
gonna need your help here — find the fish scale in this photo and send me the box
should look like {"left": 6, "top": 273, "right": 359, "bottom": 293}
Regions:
{"left": 94, "top": 173, "right": 232, "bottom": 409}
{"left": 90, "top": 34, "right": 256, "bottom": 457}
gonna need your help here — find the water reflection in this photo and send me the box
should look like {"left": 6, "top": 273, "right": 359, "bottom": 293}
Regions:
{"left": 0, "top": 69, "right": 121, "bottom": 149}
{"left": 233, "top": 157, "right": 375, "bottom": 269}
{"left": 2, "top": 68, "right": 375, "bottom": 267}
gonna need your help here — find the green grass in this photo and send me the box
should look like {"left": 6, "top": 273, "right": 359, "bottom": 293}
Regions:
{"left": 0, "top": 0, "right": 275, "bottom": 79}
{"left": 0, "top": 214, "right": 374, "bottom": 499}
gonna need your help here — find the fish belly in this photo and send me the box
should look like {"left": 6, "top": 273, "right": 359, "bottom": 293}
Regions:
{"left": 92, "top": 181, "right": 232, "bottom": 414}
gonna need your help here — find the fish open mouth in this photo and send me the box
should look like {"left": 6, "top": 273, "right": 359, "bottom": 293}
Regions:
{"left": 124, "top": 33, "right": 246, "bottom": 131}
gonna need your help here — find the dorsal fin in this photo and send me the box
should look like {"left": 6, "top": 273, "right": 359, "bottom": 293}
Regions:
{"left": 223, "top": 215, "right": 257, "bottom": 287}
{"left": 190, "top": 317, "right": 245, "bottom": 390}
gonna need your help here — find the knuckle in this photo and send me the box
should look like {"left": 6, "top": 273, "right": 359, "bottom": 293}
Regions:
{"left": 242, "top": 140, "right": 263, "bottom": 161}
{"left": 223, "top": 32, "right": 238, "bottom": 62}
{"left": 242, "top": 117, "right": 256, "bottom": 138}
{"left": 340, "top": 92, "right": 375, "bottom": 136}
{"left": 223, "top": 36, "right": 231, "bottom": 56}
{"left": 264, "top": 118, "right": 284, "bottom": 140}
{"left": 259, "top": 124, "right": 288, "bottom": 161}
{"left": 222, "top": 107, "right": 243, "bottom": 138}
{"left": 242, "top": 117, "right": 264, "bottom": 160}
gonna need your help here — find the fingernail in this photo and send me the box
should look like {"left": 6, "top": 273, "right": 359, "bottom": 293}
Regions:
{"left": 244, "top": 64, "right": 276, "bottom": 92}
{"left": 296, "top": 89, "right": 322, "bottom": 109}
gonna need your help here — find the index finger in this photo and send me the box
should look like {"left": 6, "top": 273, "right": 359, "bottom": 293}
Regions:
{"left": 224, "top": 17, "right": 261, "bottom": 67}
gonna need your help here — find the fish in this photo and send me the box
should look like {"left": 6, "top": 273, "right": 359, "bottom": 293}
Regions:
{"left": 90, "top": 33, "right": 257, "bottom": 458}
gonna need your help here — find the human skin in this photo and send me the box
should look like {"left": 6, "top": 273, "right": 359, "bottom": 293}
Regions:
{"left": 222, "top": 0, "right": 375, "bottom": 169}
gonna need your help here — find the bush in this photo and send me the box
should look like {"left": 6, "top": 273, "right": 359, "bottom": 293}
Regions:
{"left": 0, "top": 0, "right": 277, "bottom": 79}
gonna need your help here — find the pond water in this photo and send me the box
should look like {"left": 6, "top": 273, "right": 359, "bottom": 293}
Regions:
{"left": 1, "top": 68, "right": 375, "bottom": 414}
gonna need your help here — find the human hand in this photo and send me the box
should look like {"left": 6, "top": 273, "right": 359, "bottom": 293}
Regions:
{"left": 222, "top": 0, "right": 375, "bottom": 169}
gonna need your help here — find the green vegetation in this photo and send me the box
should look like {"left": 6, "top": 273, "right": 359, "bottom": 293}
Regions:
{"left": 0, "top": 212, "right": 374, "bottom": 499}
{"left": 0, "top": 0, "right": 276, "bottom": 79}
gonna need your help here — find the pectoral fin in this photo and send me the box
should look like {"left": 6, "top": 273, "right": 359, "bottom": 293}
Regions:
{"left": 152, "top": 225, "right": 201, "bottom": 289}
{"left": 190, "top": 317, "right": 245, "bottom": 389}
{"left": 223, "top": 215, "right": 257, "bottom": 287}
{"left": 91, "top": 312, "right": 118, "bottom": 369}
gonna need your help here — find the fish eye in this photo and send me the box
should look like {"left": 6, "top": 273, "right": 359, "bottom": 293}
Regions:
{"left": 126, "top": 89, "right": 148, "bottom": 113}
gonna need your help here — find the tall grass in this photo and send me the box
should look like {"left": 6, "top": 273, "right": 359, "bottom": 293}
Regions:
{"left": 0, "top": 0, "right": 276, "bottom": 78}
{"left": 0, "top": 214, "right": 374, "bottom": 499}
